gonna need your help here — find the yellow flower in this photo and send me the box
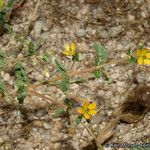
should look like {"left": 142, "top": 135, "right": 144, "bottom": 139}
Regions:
{"left": 77, "top": 101, "right": 97, "bottom": 119}
{"left": 146, "top": 53, "right": 150, "bottom": 59}
{"left": 137, "top": 57, "right": 143, "bottom": 65}
{"left": 136, "top": 48, "right": 148, "bottom": 57}
{"left": 0, "top": 0, "right": 4, "bottom": 8}
{"left": 63, "top": 43, "right": 76, "bottom": 56}
{"left": 144, "top": 59, "right": 150, "bottom": 65}
{"left": 136, "top": 48, "right": 150, "bottom": 65}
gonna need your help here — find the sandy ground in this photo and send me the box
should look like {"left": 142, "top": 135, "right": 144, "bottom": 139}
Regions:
{"left": 0, "top": 0, "right": 150, "bottom": 149}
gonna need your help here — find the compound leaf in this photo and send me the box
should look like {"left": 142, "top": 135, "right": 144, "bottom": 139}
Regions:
{"left": 93, "top": 43, "right": 106, "bottom": 65}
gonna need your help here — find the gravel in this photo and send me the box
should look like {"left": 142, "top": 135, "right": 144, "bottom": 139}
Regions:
{"left": 34, "top": 20, "right": 44, "bottom": 36}
{"left": 0, "top": 0, "right": 149, "bottom": 149}
{"left": 98, "top": 29, "right": 110, "bottom": 39}
{"left": 109, "top": 25, "right": 122, "bottom": 37}
{"left": 76, "top": 29, "right": 86, "bottom": 37}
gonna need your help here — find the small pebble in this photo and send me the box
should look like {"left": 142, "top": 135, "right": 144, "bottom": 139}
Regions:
{"left": 43, "top": 122, "right": 52, "bottom": 129}
{"left": 76, "top": 29, "right": 86, "bottom": 37}
{"left": 3, "top": 73, "right": 10, "bottom": 81}
{"left": 109, "top": 25, "right": 122, "bottom": 37}
{"left": 34, "top": 21, "right": 44, "bottom": 36}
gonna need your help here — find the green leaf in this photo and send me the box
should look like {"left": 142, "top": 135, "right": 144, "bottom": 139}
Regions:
{"left": 17, "top": 86, "right": 27, "bottom": 104}
{"left": 15, "top": 63, "right": 28, "bottom": 82}
{"left": 14, "top": 63, "right": 28, "bottom": 104}
{"left": 55, "top": 59, "right": 66, "bottom": 74}
{"left": 0, "top": 0, "right": 14, "bottom": 26}
{"left": 72, "top": 52, "right": 79, "bottom": 61}
{"left": 93, "top": 69, "right": 110, "bottom": 81}
{"left": 93, "top": 43, "right": 106, "bottom": 65}
{"left": 42, "top": 53, "right": 51, "bottom": 63}
{"left": 0, "top": 11, "right": 5, "bottom": 26}
{"left": 26, "top": 41, "right": 35, "bottom": 56}
{"left": 0, "top": 59, "right": 5, "bottom": 70}
{"left": 130, "top": 147, "right": 148, "bottom": 150}
{"left": 60, "top": 77, "right": 69, "bottom": 92}
{"left": 126, "top": 48, "right": 133, "bottom": 55}
{"left": 128, "top": 56, "right": 136, "bottom": 64}
{"left": 53, "top": 108, "right": 65, "bottom": 117}
{"left": 64, "top": 98, "right": 72, "bottom": 108}
{"left": 0, "top": 50, "right": 6, "bottom": 59}
{"left": 4, "top": 24, "right": 13, "bottom": 34}
{"left": 93, "top": 69, "right": 103, "bottom": 79}
{"left": 75, "top": 116, "right": 82, "bottom": 125}
{"left": 137, "top": 42, "right": 144, "bottom": 50}
{"left": 7, "top": 0, "right": 14, "bottom": 9}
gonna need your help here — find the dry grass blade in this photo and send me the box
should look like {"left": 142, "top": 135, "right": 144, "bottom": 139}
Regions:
{"left": 96, "top": 117, "right": 120, "bottom": 144}
{"left": 29, "top": 58, "right": 127, "bottom": 89}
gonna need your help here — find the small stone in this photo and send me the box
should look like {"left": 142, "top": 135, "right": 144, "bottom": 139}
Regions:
{"left": 128, "top": 14, "right": 135, "bottom": 21}
{"left": 0, "top": 117, "right": 4, "bottom": 123}
{"left": 78, "top": 42, "right": 89, "bottom": 52}
{"left": 0, "top": 137, "right": 3, "bottom": 144}
{"left": 34, "top": 21, "right": 43, "bottom": 36}
{"left": 52, "top": 119, "right": 62, "bottom": 130}
{"left": 70, "top": 83, "right": 79, "bottom": 90}
{"left": 98, "top": 29, "right": 110, "bottom": 39}
{"left": 110, "top": 64, "right": 116, "bottom": 67}
{"left": 1, "top": 71, "right": 4, "bottom": 77}
{"left": 82, "top": 128, "right": 89, "bottom": 137}
{"left": 97, "top": 90, "right": 105, "bottom": 97}
{"left": 42, "top": 23, "right": 50, "bottom": 32}
{"left": 9, "top": 79, "right": 14, "bottom": 85}
{"left": 51, "top": 133, "right": 62, "bottom": 142}
{"left": 17, "top": 53, "right": 23, "bottom": 58}
{"left": 53, "top": 143, "right": 61, "bottom": 149}
{"left": 41, "top": 32, "right": 50, "bottom": 40}
{"left": 3, "top": 73, "right": 10, "bottom": 81}
{"left": 111, "top": 73, "right": 120, "bottom": 79}
{"left": 120, "top": 52, "right": 126, "bottom": 58}
{"left": 76, "top": 29, "right": 86, "bottom": 37}
{"left": 109, "top": 25, "right": 122, "bottom": 37}
{"left": 92, "top": 124, "right": 97, "bottom": 130}
{"left": 43, "top": 122, "right": 51, "bottom": 129}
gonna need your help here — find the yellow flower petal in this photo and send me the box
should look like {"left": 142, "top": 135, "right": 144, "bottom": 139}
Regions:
{"left": 136, "top": 50, "right": 142, "bottom": 56}
{"left": 141, "top": 49, "right": 148, "bottom": 55}
{"left": 83, "top": 113, "right": 90, "bottom": 119}
{"left": 69, "top": 50, "right": 75, "bottom": 56}
{"left": 83, "top": 101, "right": 89, "bottom": 109}
{"left": 88, "top": 102, "right": 96, "bottom": 110}
{"left": 88, "top": 109, "right": 97, "bottom": 115}
{"left": 72, "top": 50, "right": 76, "bottom": 55}
{"left": 63, "top": 51, "right": 70, "bottom": 56}
{"left": 71, "top": 43, "right": 76, "bottom": 51}
{"left": 64, "top": 44, "right": 70, "bottom": 51}
{"left": 144, "top": 59, "right": 150, "bottom": 65}
{"left": 77, "top": 107, "right": 84, "bottom": 114}
{"left": 146, "top": 53, "right": 150, "bottom": 59}
{"left": 138, "top": 58, "right": 143, "bottom": 65}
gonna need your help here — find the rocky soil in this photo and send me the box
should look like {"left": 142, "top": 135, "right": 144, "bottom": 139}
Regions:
{"left": 0, "top": 0, "right": 150, "bottom": 149}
